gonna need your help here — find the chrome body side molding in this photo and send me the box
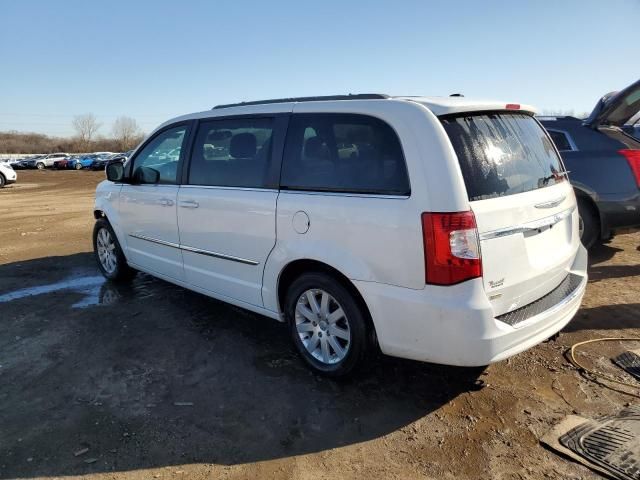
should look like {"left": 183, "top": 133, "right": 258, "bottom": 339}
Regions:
{"left": 128, "top": 233, "right": 259, "bottom": 266}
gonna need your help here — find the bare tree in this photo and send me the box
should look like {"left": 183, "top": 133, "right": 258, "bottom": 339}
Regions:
{"left": 112, "top": 116, "right": 142, "bottom": 150}
{"left": 72, "top": 113, "right": 101, "bottom": 149}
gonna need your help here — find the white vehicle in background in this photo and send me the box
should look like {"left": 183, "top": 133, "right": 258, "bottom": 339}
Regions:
{"left": 0, "top": 160, "right": 17, "bottom": 187}
{"left": 93, "top": 94, "right": 588, "bottom": 376}
{"left": 40, "top": 153, "right": 70, "bottom": 169}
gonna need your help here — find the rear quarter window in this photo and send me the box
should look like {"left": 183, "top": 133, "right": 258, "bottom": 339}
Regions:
{"left": 281, "top": 113, "right": 410, "bottom": 195}
{"left": 547, "top": 130, "right": 574, "bottom": 151}
{"left": 441, "top": 112, "right": 566, "bottom": 201}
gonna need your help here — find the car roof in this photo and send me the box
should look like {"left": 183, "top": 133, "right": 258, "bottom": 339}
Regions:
{"left": 156, "top": 94, "right": 537, "bottom": 133}
{"left": 537, "top": 116, "right": 583, "bottom": 123}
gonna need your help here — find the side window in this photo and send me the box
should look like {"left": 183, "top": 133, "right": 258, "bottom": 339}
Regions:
{"left": 188, "top": 117, "right": 273, "bottom": 188}
{"left": 281, "top": 113, "right": 410, "bottom": 195}
{"left": 131, "top": 125, "right": 188, "bottom": 184}
{"left": 548, "top": 130, "right": 574, "bottom": 152}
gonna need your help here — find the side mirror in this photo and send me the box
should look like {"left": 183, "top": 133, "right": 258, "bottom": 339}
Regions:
{"left": 132, "top": 166, "right": 160, "bottom": 184}
{"left": 106, "top": 162, "right": 124, "bottom": 182}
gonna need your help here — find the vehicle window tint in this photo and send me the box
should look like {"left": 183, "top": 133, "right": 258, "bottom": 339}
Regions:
{"left": 189, "top": 117, "right": 273, "bottom": 188}
{"left": 441, "top": 113, "right": 566, "bottom": 201}
{"left": 281, "top": 113, "right": 410, "bottom": 195}
{"left": 132, "top": 126, "right": 187, "bottom": 184}
{"left": 548, "top": 130, "right": 573, "bottom": 151}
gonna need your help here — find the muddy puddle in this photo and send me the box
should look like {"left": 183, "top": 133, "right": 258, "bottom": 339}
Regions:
{"left": 0, "top": 270, "right": 167, "bottom": 309}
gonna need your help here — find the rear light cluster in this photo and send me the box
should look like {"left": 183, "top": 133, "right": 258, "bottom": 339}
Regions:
{"left": 421, "top": 211, "right": 482, "bottom": 285}
{"left": 619, "top": 149, "right": 640, "bottom": 188}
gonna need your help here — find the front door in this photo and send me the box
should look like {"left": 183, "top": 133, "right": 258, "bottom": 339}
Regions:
{"left": 119, "top": 123, "right": 191, "bottom": 280}
{"left": 176, "top": 116, "right": 281, "bottom": 307}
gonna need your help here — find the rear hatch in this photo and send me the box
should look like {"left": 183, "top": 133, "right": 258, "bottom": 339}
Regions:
{"left": 441, "top": 111, "right": 579, "bottom": 316}
{"left": 585, "top": 78, "right": 640, "bottom": 129}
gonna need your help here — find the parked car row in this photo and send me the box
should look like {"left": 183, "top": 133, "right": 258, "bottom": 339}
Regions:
{"left": 8, "top": 151, "right": 133, "bottom": 171}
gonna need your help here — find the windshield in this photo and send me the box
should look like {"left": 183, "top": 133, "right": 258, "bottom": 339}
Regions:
{"left": 441, "top": 112, "right": 566, "bottom": 201}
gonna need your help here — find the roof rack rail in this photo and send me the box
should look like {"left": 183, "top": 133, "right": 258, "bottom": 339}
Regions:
{"left": 212, "top": 93, "right": 389, "bottom": 110}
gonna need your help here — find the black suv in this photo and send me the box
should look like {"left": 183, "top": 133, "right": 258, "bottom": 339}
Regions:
{"left": 540, "top": 79, "right": 640, "bottom": 248}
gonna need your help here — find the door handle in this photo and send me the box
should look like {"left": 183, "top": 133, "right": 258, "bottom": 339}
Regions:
{"left": 179, "top": 200, "right": 199, "bottom": 209}
{"left": 158, "top": 198, "right": 174, "bottom": 207}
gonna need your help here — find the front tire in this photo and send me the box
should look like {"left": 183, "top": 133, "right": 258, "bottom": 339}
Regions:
{"left": 36, "top": 162, "right": 45, "bottom": 170}
{"left": 285, "top": 272, "right": 370, "bottom": 377}
{"left": 75, "top": 162, "right": 83, "bottom": 170}
{"left": 0, "top": 173, "right": 5, "bottom": 188}
{"left": 93, "top": 218, "right": 135, "bottom": 281}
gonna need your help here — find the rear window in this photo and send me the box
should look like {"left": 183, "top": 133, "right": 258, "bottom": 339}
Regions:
{"left": 441, "top": 112, "right": 566, "bottom": 201}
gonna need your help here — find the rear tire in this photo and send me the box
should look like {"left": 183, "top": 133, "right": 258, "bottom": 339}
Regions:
{"left": 0, "top": 173, "right": 5, "bottom": 188}
{"left": 93, "top": 218, "right": 135, "bottom": 282}
{"left": 75, "top": 162, "right": 83, "bottom": 170}
{"left": 285, "top": 272, "right": 370, "bottom": 377}
{"left": 578, "top": 198, "right": 599, "bottom": 249}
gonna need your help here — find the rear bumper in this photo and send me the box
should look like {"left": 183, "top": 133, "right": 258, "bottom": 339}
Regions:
{"left": 355, "top": 244, "right": 588, "bottom": 367}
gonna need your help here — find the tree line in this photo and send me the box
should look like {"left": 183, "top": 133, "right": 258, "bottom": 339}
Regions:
{"left": 0, "top": 114, "right": 146, "bottom": 154}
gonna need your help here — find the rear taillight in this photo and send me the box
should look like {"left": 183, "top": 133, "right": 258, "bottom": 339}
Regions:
{"left": 421, "top": 211, "right": 482, "bottom": 285}
{"left": 619, "top": 149, "right": 640, "bottom": 187}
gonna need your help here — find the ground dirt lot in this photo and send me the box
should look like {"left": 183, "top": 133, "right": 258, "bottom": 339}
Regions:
{"left": 1, "top": 171, "right": 639, "bottom": 479}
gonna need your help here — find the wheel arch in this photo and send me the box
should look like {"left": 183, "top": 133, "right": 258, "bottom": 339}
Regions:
{"left": 92, "top": 204, "right": 129, "bottom": 260}
{"left": 276, "top": 259, "right": 379, "bottom": 348}
{"left": 573, "top": 187, "right": 605, "bottom": 238}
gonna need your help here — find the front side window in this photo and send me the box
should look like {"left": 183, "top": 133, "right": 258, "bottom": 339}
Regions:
{"left": 188, "top": 117, "right": 274, "bottom": 188}
{"left": 281, "top": 113, "right": 410, "bottom": 195}
{"left": 131, "top": 125, "right": 188, "bottom": 184}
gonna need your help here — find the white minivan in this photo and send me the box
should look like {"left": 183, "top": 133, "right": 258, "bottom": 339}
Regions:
{"left": 93, "top": 94, "right": 588, "bottom": 376}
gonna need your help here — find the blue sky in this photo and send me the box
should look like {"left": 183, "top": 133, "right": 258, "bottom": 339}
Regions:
{"left": 1, "top": 0, "right": 638, "bottom": 137}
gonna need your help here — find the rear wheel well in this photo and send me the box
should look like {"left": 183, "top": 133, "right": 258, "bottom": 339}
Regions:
{"left": 277, "top": 259, "right": 378, "bottom": 346}
{"left": 574, "top": 191, "right": 602, "bottom": 237}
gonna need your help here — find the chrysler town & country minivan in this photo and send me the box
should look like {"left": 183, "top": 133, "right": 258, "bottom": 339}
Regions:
{"left": 93, "top": 94, "right": 588, "bottom": 376}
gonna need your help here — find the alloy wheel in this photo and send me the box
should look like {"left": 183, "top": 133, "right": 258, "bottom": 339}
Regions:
{"left": 96, "top": 227, "right": 117, "bottom": 274}
{"left": 294, "top": 289, "right": 351, "bottom": 365}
